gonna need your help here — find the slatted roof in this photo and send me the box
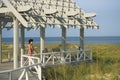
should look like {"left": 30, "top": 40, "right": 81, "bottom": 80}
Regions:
{"left": 0, "top": 0, "right": 99, "bottom": 29}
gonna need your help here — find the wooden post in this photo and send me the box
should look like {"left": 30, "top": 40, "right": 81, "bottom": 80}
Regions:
{"left": 13, "top": 17, "right": 19, "bottom": 69}
{"left": 80, "top": 27, "right": 85, "bottom": 61}
{"left": 0, "top": 26, "right": 2, "bottom": 63}
{"left": 40, "top": 27, "right": 45, "bottom": 58}
{"left": 61, "top": 26, "right": 66, "bottom": 62}
{"left": 62, "top": 26, "right": 66, "bottom": 51}
{"left": 8, "top": 72, "right": 12, "bottom": 80}
{"left": 80, "top": 27, "right": 84, "bottom": 50}
{"left": 21, "top": 26, "right": 25, "bottom": 67}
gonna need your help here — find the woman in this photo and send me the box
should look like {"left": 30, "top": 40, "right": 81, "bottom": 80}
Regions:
{"left": 27, "top": 39, "right": 34, "bottom": 56}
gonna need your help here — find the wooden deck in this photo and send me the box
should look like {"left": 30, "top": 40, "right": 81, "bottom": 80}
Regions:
{"left": 0, "top": 62, "right": 13, "bottom": 71}
{"left": 0, "top": 62, "right": 41, "bottom": 80}
{"left": 0, "top": 62, "right": 19, "bottom": 80}
{"left": 0, "top": 62, "right": 31, "bottom": 80}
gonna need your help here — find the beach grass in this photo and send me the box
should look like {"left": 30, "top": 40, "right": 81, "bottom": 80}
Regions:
{"left": 1, "top": 43, "right": 120, "bottom": 79}
{"left": 43, "top": 44, "right": 120, "bottom": 80}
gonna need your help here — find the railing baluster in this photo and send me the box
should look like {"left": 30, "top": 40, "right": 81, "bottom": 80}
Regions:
{"left": 53, "top": 53, "right": 55, "bottom": 64}
{"left": 8, "top": 72, "right": 12, "bottom": 80}
{"left": 25, "top": 68, "right": 29, "bottom": 80}
{"left": 43, "top": 53, "right": 45, "bottom": 64}
{"left": 37, "top": 65, "right": 42, "bottom": 80}
{"left": 21, "top": 55, "right": 23, "bottom": 67}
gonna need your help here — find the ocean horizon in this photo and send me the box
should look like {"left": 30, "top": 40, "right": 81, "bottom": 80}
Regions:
{"left": 2, "top": 36, "right": 120, "bottom": 44}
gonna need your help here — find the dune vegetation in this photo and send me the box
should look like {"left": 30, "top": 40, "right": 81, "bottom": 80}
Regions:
{"left": 1, "top": 43, "right": 120, "bottom": 80}
{"left": 44, "top": 44, "right": 120, "bottom": 80}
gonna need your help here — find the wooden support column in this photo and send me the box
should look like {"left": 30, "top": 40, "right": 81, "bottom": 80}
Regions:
{"left": 21, "top": 26, "right": 25, "bottom": 67}
{"left": 40, "top": 27, "right": 45, "bottom": 56}
{"left": 61, "top": 26, "right": 66, "bottom": 62}
{"left": 0, "top": 26, "right": 2, "bottom": 63}
{"left": 80, "top": 27, "right": 84, "bottom": 50}
{"left": 13, "top": 17, "right": 19, "bottom": 69}
{"left": 62, "top": 27, "right": 66, "bottom": 51}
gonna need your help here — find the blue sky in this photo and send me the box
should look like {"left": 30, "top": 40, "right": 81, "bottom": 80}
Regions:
{"left": 74, "top": 0, "right": 120, "bottom": 37}
{"left": 2, "top": 0, "right": 120, "bottom": 37}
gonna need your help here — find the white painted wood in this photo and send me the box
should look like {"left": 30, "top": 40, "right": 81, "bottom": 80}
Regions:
{"left": 66, "top": 10, "right": 79, "bottom": 16}
{"left": 29, "top": 16, "right": 37, "bottom": 27}
{"left": 0, "top": 26, "right": 2, "bottom": 63}
{"left": 0, "top": 2, "right": 3, "bottom": 8}
{"left": 0, "top": 8, "right": 10, "bottom": 13}
{"left": 44, "top": 8, "right": 58, "bottom": 15}
{"left": 62, "top": 26, "right": 66, "bottom": 51}
{"left": 84, "top": 13, "right": 96, "bottom": 18}
{"left": 1, "top": 0, "right": 99, "bottom": 29}
{"left": 8, "top": 72, "right": 12, "bottom": 80}
{"left": 18, "top": 69, "right": 26, "bottom": 80}
{"left": 40, "top": 27, "right": 45, "bottom": 55}
{"left": 3, "top": 0, "right": 28, "bottom": 27}
{"left": 17, "top": 5, "right": 31, "bottom": 12}
{"left": 21, "top": 26, "right": 25, "bottom": 67}
{"left": 80, "top": 28, "right": 84, "bottom": 50}
{"left": 25, "top": 69, "right": 29, "bottom": 80}
{"left": 13, "top": 17, "right": 19, "bottom": 69}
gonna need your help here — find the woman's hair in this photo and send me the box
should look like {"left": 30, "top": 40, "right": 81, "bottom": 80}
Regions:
{"left": 28, "top": 39, "right": 33, "bottom": 44}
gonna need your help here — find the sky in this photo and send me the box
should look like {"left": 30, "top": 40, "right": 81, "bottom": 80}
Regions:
{"left": 2, "top": 0, "right": 120, "bottom": 37}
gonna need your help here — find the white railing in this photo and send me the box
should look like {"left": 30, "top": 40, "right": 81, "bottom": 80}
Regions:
{"left": 63, "top": 49, "right": 92, "bottom": 63}
{"left": 41, "top": 52, "right": 61, "bottom": 66}
{"left": 20, "top": 54, "right": 42, "bottom": 80}
{"left": 21, "top": 54, "right": 40, "bottom": 67}
{"left": 41, "top": 49, "right": 92, "bottom": 65}
{"left": 1, "top": 49, "right": 92, "bottom": 66}
{"left": 0, "top": 62, "right": 42, "bottom": 80}
{"left": 0, "top": 48, "right": 92, "bottom": 80}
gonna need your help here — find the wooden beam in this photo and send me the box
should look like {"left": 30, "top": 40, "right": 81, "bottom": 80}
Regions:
{"left": 17, "top": 5, "right": 31, "bottom": 12}
{"left": 0, "top": 8, "right": 10, "bottom": 13}
{"left": 84, "top": 13, "right": 96, "bottom": 18}
{"left": 3, "top": 0, "right": 28, "bottom": 27}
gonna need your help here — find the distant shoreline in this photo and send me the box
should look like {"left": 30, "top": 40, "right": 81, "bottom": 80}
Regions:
{"left": 1, "top": 36, "right": 120, "bottom": 44}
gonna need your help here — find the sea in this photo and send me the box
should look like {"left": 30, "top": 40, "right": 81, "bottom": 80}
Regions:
{"left": 2, "top": 36, "right": 120, "bottom": 45}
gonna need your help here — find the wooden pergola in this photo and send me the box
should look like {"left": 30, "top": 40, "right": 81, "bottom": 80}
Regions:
{"left": 0, "top": 0, "right": 99, "bottom": 69}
